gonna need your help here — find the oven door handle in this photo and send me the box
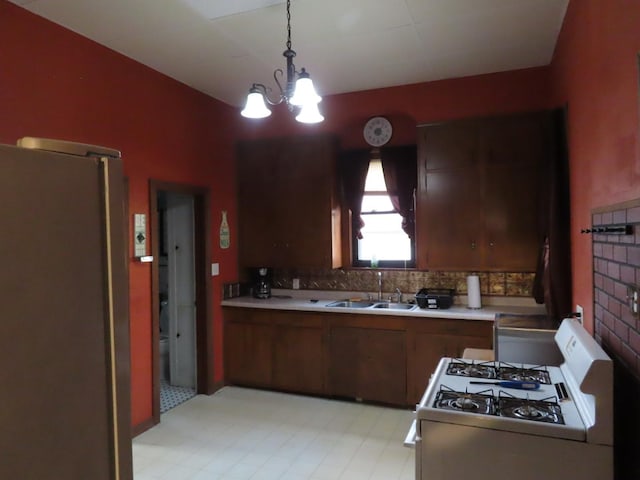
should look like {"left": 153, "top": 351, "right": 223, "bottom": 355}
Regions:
{"left": 404, "top": 419, "right": 417, "bottom": 448}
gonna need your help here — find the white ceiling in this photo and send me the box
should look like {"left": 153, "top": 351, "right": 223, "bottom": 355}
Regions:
{"left": 10, "top": 0, "right": 569, "bottom": 107}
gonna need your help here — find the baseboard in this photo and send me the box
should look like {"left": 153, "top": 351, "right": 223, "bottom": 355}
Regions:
{"left": 131, "top": 417, "right": 157, "bottom": 438}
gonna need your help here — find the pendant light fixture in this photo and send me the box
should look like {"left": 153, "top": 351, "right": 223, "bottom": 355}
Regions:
{"left": 240, "top": 0, "right": 324, "bottom": 124}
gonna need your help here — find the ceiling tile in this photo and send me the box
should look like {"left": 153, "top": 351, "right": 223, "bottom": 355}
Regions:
{"left": 9, "top": 0, "right": 569, "bottom": 106}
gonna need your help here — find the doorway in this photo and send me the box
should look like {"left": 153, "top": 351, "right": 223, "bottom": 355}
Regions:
{"left": 150, "top": 181, "right": 213, "bottom": 423}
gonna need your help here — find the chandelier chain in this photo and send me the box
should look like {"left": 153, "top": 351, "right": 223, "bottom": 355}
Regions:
{"left": 286, "top": 0, "right": 292, "bottom": 51}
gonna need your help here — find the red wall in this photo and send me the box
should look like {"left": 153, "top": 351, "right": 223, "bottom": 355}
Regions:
{"left": 237, "top": 67, "right": 553, "bottom": 146}
{"left": 0, "top": 1, "right": 240, "bottom": 428}
{"left": 550, "top": 0, "right": 640, "bottom": 333}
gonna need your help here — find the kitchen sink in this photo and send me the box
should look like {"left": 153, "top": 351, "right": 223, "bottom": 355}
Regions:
{"left": 326, "top": 300, "right": 416, "bottom": 310}
{"left": 372, "top": 302, "right": 417, "bottom": 310}
{"left": 326, "top": 300, "right": 375, "bottom": 308}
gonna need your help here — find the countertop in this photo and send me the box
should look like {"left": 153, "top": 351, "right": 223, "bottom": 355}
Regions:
{"left": 221, "top": 289, "right": 546, "bottom": 322}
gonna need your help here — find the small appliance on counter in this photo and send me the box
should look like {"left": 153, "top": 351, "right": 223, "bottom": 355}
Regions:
{"left": 415, "top": 288, "right": 455, "bottom": 309}
{"left": 252, "top": 267, "right": 272, "bottom": 299}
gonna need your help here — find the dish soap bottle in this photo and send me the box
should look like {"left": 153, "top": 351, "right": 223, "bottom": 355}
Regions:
{"left": 219, "top": 210, "right": 230, "bottom": 249}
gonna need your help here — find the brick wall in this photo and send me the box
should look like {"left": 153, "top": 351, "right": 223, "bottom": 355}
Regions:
{"left": 592, "top": 205, "right": 640, "bottom": 379}
{"left": 592, "top": 202, "right": 640, "bottom": 479}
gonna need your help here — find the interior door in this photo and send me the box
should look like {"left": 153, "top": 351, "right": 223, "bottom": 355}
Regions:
{"left": 166, "top": 193, "right": 197, "bottom": 388}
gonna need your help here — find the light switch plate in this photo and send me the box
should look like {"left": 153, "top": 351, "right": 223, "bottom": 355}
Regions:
{"left": 211, "top": 263, "right": 220, "bottom": 276}
{"left": 575, "top": 304, "right": 584, "bottom": 324}
{"left": 133, "top": 213, "right": 146, "bottom": 257}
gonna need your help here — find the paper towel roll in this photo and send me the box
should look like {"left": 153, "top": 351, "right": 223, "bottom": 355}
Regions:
{"left": 467, "top": 275, "right": 482, "bottom": 309}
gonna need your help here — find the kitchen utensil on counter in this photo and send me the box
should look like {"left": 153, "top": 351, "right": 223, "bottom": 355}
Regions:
{"left": 469, "top": 380, "right": 541, "bottom": 390}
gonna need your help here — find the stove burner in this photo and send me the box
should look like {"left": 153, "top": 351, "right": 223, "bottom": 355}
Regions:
{"left": 513, "top": 404, "right": 546, "bottom": 420}
{"left": 498, "top": 392, "right": 564, "bottom": 425}
{"left": 433, "top": 385, "right": 496, "bottom": 415}
{"left": 446, "top": 359, "right": 497, "bottom": 379}
{"left": 433, "top": 386, "right": 565, "bottom": 425}
{"left": 497, "top": 362, "right": 551, "bottom": 385}
{"left": 454, "top": 396, "right": 482, "bottom": 410}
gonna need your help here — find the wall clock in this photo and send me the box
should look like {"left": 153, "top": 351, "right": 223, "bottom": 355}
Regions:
{"left": 363, "top": 116, "right": 393, "bottom": 147}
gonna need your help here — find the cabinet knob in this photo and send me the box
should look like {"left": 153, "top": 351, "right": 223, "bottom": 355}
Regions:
{"left": 470, "top": 241, "right": 476, "bottom": 250}
{"left": 489, "top": 242, "right": 495, "bottom": 247}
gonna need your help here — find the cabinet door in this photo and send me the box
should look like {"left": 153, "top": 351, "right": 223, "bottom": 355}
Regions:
{"left": 485, "top": 164, "right": 541, "bottom": 269}
{"left": 328, "top": 327, "right": 360, "bottom": 399}
{"left": 225, "top": 319, "right": 273, "bottom": 387}
{"left": 328, "top": 326, "right": 406, "bottom": 406}
{"left": 236, "top": 140, "right": 282, "bottom": 268}
{"left": 237, "top": 135, "right": 340, "bottom": 269}
{"left": 409, "top": 332, "right": 451, "bottom": 404}
{"left": 482, "top": 113, "right": 548, "bottom": 270}
{"left": 407, "top": 320, "right": 492, "bottom": 405}
{"left": 416, "top": 120, "right": 482, "bottom": 270}
{"left": 423, "top": 168, "right": 484, "bottom": 270}
{"left": 272, "top": 315, "right": 325, "bottom": 395}
{"left": 359, "top": 329, "right": 406, "bottom": 406}
{"left": 416, "top": 112, "right": 549, "bottom": 271}
{"left": 281, "top": 137, "right": 338, "bottom": 268}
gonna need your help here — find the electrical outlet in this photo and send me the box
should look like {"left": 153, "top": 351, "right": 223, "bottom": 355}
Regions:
{"left": 575, "top": 304, "right": 584, "bottom": 324}
{"left": 627, "top": 285, "right": 640, "bottom": 316}
{"left": 292, "top": 278, "right": 300, "bottom": 290}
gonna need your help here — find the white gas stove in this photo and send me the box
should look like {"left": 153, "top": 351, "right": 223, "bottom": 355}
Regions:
{"left": 405, "top": 318, "right": 613, "bottom": 480}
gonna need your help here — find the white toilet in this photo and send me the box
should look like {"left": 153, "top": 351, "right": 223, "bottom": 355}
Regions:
{"left": 159, "top": 300, "right": 170, "bottom": 381}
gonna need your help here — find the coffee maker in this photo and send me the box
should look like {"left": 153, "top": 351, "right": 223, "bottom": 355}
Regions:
{"left": 253, "top": 267, "right": 271, "bottom": 299}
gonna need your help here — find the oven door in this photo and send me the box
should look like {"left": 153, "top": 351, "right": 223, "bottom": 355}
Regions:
{"left": 404, "top": 418, "right": 422, "bottom": 479}
{"left": 403, "top": 419, "right": 416, "bottom": 447}
{"left": 404, "top": 377, "right": 433, "bottom": 448}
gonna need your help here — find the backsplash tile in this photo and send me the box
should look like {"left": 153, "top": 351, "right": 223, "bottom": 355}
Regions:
{"left": 271, "top": 268, "right": 535, "bottom": 298}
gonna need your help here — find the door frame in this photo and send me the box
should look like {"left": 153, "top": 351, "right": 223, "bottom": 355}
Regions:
{"left": 149, "top": 180, "right": 213, "bottom": 424}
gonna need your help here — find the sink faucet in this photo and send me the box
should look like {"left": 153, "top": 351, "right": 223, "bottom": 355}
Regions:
{"left": 377, "top": 271, "right": 383, "bottom": 301}
{"left": 394, "top": 288, "right": 403, "bottom": 303}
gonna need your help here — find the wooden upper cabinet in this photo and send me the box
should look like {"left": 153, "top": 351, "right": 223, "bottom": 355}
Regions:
{"left": 416, "top": 111, "right": 552, "bottom": 271}
{"left": 237, "top": 135, "right": 342, "bottom": 269}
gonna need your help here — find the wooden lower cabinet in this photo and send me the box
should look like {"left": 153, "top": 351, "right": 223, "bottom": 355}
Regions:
{"left": 272, "top": 312, "right": 325, "bottom": 394}
{"left": 406, "top": 319, "right": 493, "bottom": 405}
{"left": 224, "top": 308, "right": 325, "bottom": 395}
{"left": 329, "top": 326, "right": 407, "bottom": 406}
{"left": 224, "top": 307, "right": 493, "bottom": 408}
{"left": 224, "top": 310, "right": 273, "bottom": 387}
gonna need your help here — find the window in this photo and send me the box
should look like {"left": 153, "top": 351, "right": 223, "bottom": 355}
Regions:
{"left": 354, "top": 156, "right": 415, "bottom": 268}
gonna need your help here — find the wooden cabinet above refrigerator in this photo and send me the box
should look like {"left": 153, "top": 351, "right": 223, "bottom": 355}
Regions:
{"left": 237, "top": 134, "right": 342, "bottom": 269}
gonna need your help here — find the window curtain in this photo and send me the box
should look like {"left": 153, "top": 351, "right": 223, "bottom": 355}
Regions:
{"left": 533, "top": 109, "right": 572, "bottom": 322}
{"left": 339, "top": 149, "right": 371, "bottom": 239}
{"left": 380, "top": 145, "right": 418, "bottom": 238}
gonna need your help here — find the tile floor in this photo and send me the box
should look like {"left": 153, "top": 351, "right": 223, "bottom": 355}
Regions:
{"left": 160, "top": 380, "right": 196, "bottom": 414}
{"left": 133, "top": 387, "right": 415, "bottom": 480}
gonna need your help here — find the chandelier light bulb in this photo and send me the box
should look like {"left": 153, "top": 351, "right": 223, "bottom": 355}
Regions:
{"left": 241, "top": 89, "right": 272, "bottom": 119}
{"left": 240, "top": 0, "right": 323, "bottom": 123}
{"left": 295, "top": 102, "right": 324, "bottom": 124}
{"left": 290, "top": 70, "right": 322, "bottom": 107}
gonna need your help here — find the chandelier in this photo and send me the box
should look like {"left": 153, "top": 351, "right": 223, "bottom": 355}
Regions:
{"left": 240, "top": 0, "right": 324, "bottom": 124}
